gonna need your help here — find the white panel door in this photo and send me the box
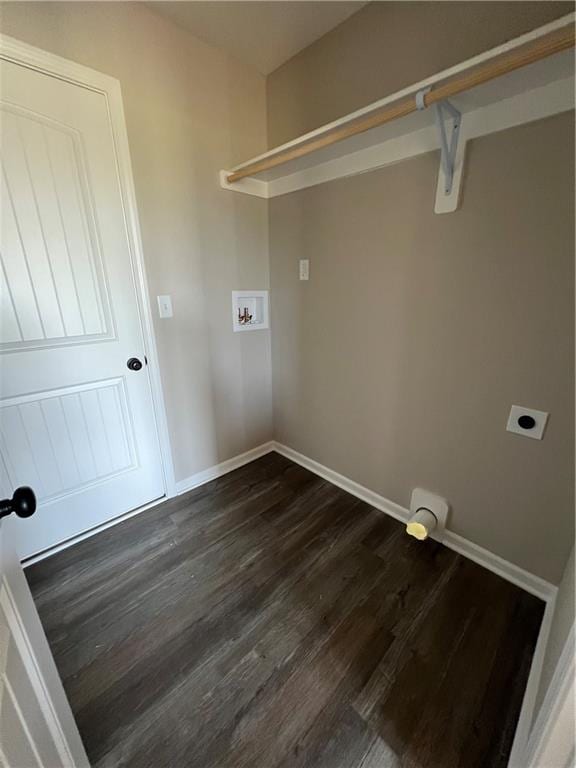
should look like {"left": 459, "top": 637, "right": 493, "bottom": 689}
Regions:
{"left": 0, "top": 58, "right": 165, "bottom": 558}
{"left": 0, "top": 517, "right": 89, "bottom": 767}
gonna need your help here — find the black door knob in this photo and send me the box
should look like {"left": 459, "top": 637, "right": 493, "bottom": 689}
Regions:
{"left": 0, "top": 486, "right": 37, "bottom": 520}
{"left": 127, "top": 357, "right": 143, "bottom": 371}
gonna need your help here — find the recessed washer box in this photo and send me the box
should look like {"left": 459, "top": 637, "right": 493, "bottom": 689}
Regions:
{"left": 506, "top": 405, "right": 549, "bottom": 440}
{"left": 232, "top": 290, "right": 269, "bottom": 332}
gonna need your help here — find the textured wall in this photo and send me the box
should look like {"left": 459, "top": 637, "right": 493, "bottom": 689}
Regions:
{"left": 0, "top": 1, "right": 273, "bottom": 483}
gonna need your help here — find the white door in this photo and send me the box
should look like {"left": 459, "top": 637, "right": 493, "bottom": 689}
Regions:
{"left": 0, "top": 57, "right": 165, "bottom": 558}
{"left": 0, "top": 511, "right": 89, "bottom": 767}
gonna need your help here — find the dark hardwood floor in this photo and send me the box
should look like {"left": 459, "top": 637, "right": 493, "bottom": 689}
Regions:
{"left": 26, "top": 452, "right": 544, "bottom": 768}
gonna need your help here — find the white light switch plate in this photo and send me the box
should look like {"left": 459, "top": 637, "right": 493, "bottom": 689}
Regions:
{"left": 157, "top": 295, "right": 173, "bottom": 318}
{"left": 299, "top": 259, "right": 309, "bottom": 281}
{"left": 506, "top": 405, "right": 549, "bottom": 440}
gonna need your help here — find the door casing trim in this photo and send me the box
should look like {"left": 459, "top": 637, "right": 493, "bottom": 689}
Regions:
{"left": 0, "top": 32, "right": 176, "bottom": 498}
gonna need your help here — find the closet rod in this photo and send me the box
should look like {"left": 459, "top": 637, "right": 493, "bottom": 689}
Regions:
{"left": 227, "top": 23, "right": 575, "bottom": 183}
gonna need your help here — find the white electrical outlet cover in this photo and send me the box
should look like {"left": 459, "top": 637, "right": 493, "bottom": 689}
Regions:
{"left": 506, "top": 405, "right": 548, "bottom": 440}
{"left": 299, "top": 259, "right": 309, "bottom": 281}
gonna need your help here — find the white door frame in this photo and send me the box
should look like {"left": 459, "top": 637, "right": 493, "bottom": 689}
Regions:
{"left": 0, "top": 33, "right": 176, "bottom": 504}
{"left": 524, "top": 624, "right": 575, "bottom": 767}
{"left": 0, "top": 518, "right": 90, "bottom": 766}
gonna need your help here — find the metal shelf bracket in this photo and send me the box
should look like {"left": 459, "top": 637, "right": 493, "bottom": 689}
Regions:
{"left": 416, "top": 87, "right": 462, "bottom": 195}
{"left": 433, "top": 100, "right": 461, "bottom": 195}
{"left": 416, "top": 86, "right": 465, "bottom": 212}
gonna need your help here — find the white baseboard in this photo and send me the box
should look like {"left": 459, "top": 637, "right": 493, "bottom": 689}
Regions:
{"left": 174, "top": 441, "right": 275, "bottom": 495}
{"left": 27, "top": 437, "right": 555, "bottom": 603}
{"left": 274, "top": 442, "right": 411, "bottom": 520}
{"left": 271, "top": 441, "right": 558, "bottom": 767}
{"left": 442, "top": 531, "right": 556, "bottom": 602}
{"left": 24, "top": 436, "right": 557, "bottom": 765}
{"left": 272, "top": 441, "right": 556, "bottom": 602}
{"left": 23, "top": 441, "right": 275, "bottom": 568}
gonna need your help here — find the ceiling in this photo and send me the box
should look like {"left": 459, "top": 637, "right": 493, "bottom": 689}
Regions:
{"left": 147, "top": 1, "right": 368, "bottom": 75}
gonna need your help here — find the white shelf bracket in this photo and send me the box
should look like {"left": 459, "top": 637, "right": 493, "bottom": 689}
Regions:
{"left": 416, "top": 87, "right": 466, "bottom": 214}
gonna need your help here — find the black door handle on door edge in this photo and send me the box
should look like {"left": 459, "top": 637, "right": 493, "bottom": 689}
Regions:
{"left": 0, "top": 486, "right": 36, "bottom": 520}
{"left": 127, "top": 357, "right": 143, "bottom": 371}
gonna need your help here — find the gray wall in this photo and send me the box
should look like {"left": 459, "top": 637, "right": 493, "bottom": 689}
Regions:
{"left": 0, "top": 2, "right": 273, "bottom": 485}
{"left": 267, "top": 1, "right": 574, "bottom": 146}
{"left": 267, "top": 1, "right": 574, "bottom": 584}
{"left": 270, "top": 113, "right": 574, "bottom": 584}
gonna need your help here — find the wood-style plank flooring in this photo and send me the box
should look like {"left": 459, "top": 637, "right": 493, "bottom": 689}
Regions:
{"left": 26, "top": 453, "right": 545, "bottom": 767}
